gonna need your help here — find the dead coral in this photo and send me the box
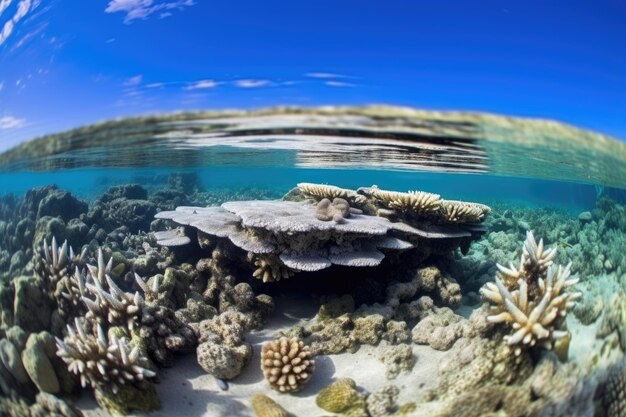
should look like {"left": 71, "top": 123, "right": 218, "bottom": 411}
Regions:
{"left": 377, "top": 344, "right": 415, "bottom": 379}
{"left": 480, "top": 231, "right": 581, "bottom": 356}
{"left": 194, "top": 311, "right": 252, "bottom": 380}
{"left": 261, "top": 337, "right": 314, "bottom": 393}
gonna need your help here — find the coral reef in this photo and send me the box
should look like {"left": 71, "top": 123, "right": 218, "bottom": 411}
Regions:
{"left": 154, "top": 183, "right": 488, "bottom": 282}
{"left": 261, "top": 337, "right": 314, "bottom": 393}
{"left": 480, "top": 231, "right": 581, "bottom": 355}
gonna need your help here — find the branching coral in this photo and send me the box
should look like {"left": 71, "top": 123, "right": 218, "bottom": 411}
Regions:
{"left": 80, "top": 249, "right": 142, "bottom": 330}
{"left": 480, "top": 231, "right": 581, "bottom": 356}
{"left": 365, "top": 187, "right": 442, "bottom": 216}
{"left": 248, "top": 253, "right": 295, "bottom": 283}
{"left": 439, "top": 200, "right": 491, "bottom": 224}
{"left": 261, "top": 337, "right": 314, "bottom": 393}
{"left": 55, "top": 319, "right": 156, "bottom": 394}
{"left": 34, "top": 237, "right": 86, "bottom": 296}
{"left": 297, "top": 183, "right": 367, "bottom": 206}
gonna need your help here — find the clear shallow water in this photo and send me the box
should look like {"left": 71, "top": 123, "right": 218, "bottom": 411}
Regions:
{"left": 0, "top": 108, "right": 625, "bottom": 417}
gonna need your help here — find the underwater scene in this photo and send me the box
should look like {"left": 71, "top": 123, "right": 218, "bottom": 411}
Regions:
{"left": 0, "top": 106, "right": 625, "bottom": 417}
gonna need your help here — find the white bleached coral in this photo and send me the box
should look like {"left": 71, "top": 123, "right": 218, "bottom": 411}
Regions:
{"left": 365, "top": 187, "right": 442, "bottom": 216}
{"left": 55, "top": 319, "right": 156, "bottom": 394}
{"left": 480, "top": 231, "right": 581, "bottom": 356}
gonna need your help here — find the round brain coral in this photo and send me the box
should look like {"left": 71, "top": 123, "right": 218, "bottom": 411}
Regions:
{"left": 261, "top": 337, "right": 314, "bottom": 393}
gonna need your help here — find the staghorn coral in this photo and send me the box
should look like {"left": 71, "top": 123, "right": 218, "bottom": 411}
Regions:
{"left": 82, "top": 268, "right": 143, "bottom": 331}
{"left": 56, "top": 319, "right": 156, "bottom": 393}
{"left": 250, "top": 393, "right": 288, "bottom": 417}
{"left": 480, "top": 231, "right": 581, "bottom": 356}
{"left": 261, "top": 337, "right": 314, "bottom": 393}
{"left": 34, "top": 237, "right": 86, "bottom": 297}
{"left": 55, "top": 318, "right": 156, "bottom": 394}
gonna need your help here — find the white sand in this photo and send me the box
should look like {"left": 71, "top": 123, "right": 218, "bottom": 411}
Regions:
{"left": 78, "top": 294, "right": 448, "bottom": 416}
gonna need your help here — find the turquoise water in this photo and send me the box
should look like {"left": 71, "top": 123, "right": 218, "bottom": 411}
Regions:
{"left": 1, "top": 110, "right": 625, "bottom": 417}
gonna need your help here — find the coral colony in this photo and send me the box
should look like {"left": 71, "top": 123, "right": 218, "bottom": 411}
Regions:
{"left": 1, "top": 178, "right": 624, "bottom": 417}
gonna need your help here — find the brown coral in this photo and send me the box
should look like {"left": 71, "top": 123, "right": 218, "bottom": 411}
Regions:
{"left": 261, "top": 337, "right": 314, "bottom": 393}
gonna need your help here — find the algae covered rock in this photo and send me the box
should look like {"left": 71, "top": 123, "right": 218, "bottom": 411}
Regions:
{"left": 0, "top": 338, "right": 30, "bottom": 384}
{"left": 22, "top": 332, "right": 61, "bottom": 394}
{"left": 251, "top": 393, "right": 288, "bottom": 417}
{"left": 94, "top": 381, "right": 160, "bottom": 415}
{"left": 316, "top": 378, "right": 367, "bottom": 416}
{"left": 13, "top": 275, "right": 52, "bottom": 332}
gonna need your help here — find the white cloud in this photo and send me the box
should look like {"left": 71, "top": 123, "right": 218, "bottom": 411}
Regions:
{"left": 0, "top": 81, "right": 4, "bottom": 91}
{"left": 0, "top": 115, "right": 25, "bottom": 129}
{"left": 185, "top": 79, "right": 218, "bottom": 90}
{"left": 105, "top": 0, "right": 195, "bottom": 23}
{"left": 146, "top": 82, "right": 164, "bottom": 88}
{"left": 106, "top": 37, "right": 116, "bottom": 43}
{"left": 123, "top": 74, "right": 143, "bottom": 86}
{"left": 0, "top": 0, "right": 34, "bottom": 46}
{"left": 325, "top": 80, "right": 355, "bottom": 88}
{"left": 305, "top": 72, "right": 347, "bottom": 79}
{"left": 0, "top": 0, "right": 12, "bottom": 17}
{"left": 234, "top": 79, "right": 271, "bottom": 88}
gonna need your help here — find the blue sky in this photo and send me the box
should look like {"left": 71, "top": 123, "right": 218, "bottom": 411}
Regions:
{"left": 0, "top": 0, "right": 625, "bottom": 150}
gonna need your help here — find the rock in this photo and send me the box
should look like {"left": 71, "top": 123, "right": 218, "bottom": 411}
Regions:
{"left": 37, "top": 190, "right": 87, "bottom": 223}
{"left": 22, "top": 333, "right": 60, "bottom": 394}
{"left": 578, "top": 211, "right": 592, "bottom": 222}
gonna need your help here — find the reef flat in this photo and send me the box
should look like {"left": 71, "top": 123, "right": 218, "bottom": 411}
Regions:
{"left": 0, "top": 173, "right": 625, "bottom": 417}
